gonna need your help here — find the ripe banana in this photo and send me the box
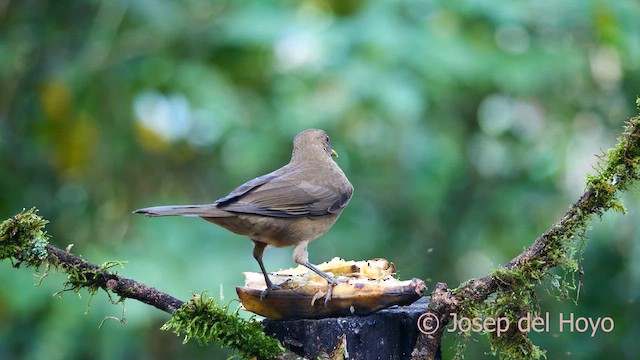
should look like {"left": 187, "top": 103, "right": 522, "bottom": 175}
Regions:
{"left": 236, "top": 258, "right": 427, "bottom": 320}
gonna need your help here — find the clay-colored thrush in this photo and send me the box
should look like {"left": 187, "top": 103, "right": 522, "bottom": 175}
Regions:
{"left": 134, "top": 129, "right": 353, "bottom": 302}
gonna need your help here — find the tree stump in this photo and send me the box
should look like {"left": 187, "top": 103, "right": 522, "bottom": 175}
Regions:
{"left": 263, "top": 297, "right": 440, "bottom": 359}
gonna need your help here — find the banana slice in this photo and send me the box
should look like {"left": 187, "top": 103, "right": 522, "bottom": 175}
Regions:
{"left": 236, "top": 258, "right": 427, "bottom": 320}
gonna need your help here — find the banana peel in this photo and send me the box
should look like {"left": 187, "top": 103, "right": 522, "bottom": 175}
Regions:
{"left": 236, "top": 257, "right": 427, "bottom": 320}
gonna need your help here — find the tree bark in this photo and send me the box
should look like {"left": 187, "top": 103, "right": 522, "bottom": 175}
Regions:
{"left": 264, "top": 297, "right": 438, "bottom": 360}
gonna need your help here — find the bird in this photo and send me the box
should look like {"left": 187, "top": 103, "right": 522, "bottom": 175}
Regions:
{"left": 134, "top": 129, "right": 353, "bottom": 303}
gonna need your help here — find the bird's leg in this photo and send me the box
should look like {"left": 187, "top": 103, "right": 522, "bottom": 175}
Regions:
{"left": 252, "top": 241, "right": 279, "bottom": 301}
{"left": 293, "top": 242, "right": 340, "bottom": 306}
{"left": 302, "top": 261, "right": 341, "bottom": 306}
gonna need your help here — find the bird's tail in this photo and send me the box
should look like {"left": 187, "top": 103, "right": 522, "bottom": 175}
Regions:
{"left": 133, "top": 204, "right": 231, "bottom": 217}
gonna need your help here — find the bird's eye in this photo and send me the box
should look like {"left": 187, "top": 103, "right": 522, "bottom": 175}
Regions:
{"left": 326, "top": 135, "right": 330, "bottom": 143}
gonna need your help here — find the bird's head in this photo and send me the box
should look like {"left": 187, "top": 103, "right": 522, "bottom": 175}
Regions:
{"left": 292, "top": 129, "right": 338, "bottom": 162}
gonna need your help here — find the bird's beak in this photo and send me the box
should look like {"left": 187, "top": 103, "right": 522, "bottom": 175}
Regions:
{"left": 331, "top": 149, "right": 339, "bottom": 157}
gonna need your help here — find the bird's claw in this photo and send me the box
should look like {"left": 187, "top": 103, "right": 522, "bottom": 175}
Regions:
{"left": 323, "top": 278, "right": 341, "bottom": 307}
{"left": 259, "top": 279, "right": 291, "bottom": 302}
{"left": 260, "top": 284, "right": 280, "bottom": 302}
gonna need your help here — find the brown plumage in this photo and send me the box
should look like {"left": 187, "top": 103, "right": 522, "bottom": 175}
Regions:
{"left": 134, "top": 129, "right": 353, "bottom": 302}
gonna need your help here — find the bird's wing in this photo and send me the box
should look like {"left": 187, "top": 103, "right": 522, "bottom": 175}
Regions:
{"left": 216, "top": 175, "right": 352, "bottom": 218}
{"left": 214, "top": 173, "right": 277, "bottom": 204}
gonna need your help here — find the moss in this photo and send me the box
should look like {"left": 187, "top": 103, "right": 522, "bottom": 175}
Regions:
{"left": 0, "top": 207, "right": 50, "bottom": 268}
{"left": 161, "top": 292, "right": 283, "bottom": 359}
{"left": 451, "top": 333, "right": 469, "bottom": 360}
{"left": 478, "top": 285, "right": 545, "bottom": 359}
{"left": 452, "top": 113, "right": 640, "bottom": 359}
{"left": 58, "top": 260, "right": 127, "bottom": 297}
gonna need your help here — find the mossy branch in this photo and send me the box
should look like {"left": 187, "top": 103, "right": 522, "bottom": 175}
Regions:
{"left": 0, "top": 208, "right": 283, "bottom": 360}
{"left": 46, "top": 244, "right": 185, "bottom": 314}
{"left": 414, "top": 114, "right": 640, "bottom": 360}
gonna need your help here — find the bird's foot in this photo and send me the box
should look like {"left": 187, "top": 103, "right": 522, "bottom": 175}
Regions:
{"left": 259, "top": 284, "right": 280, "bottom": 302}
{"left": 259, "top": 278, "right": 292, "bottom": 301}
{"left": 301, "top": 261, "right": 344, "bottom": 307}
{"left": 322, "top": 277, "right": 342, "bottom": 307}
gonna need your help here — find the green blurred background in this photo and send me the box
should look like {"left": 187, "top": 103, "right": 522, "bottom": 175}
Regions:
{"left": 2, "top": 0, "right": 640, "bottom": 358}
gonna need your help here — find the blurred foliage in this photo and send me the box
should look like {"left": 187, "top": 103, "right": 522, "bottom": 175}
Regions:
{"left": 1, "top": 0, "right": 640, "bottom": 359}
